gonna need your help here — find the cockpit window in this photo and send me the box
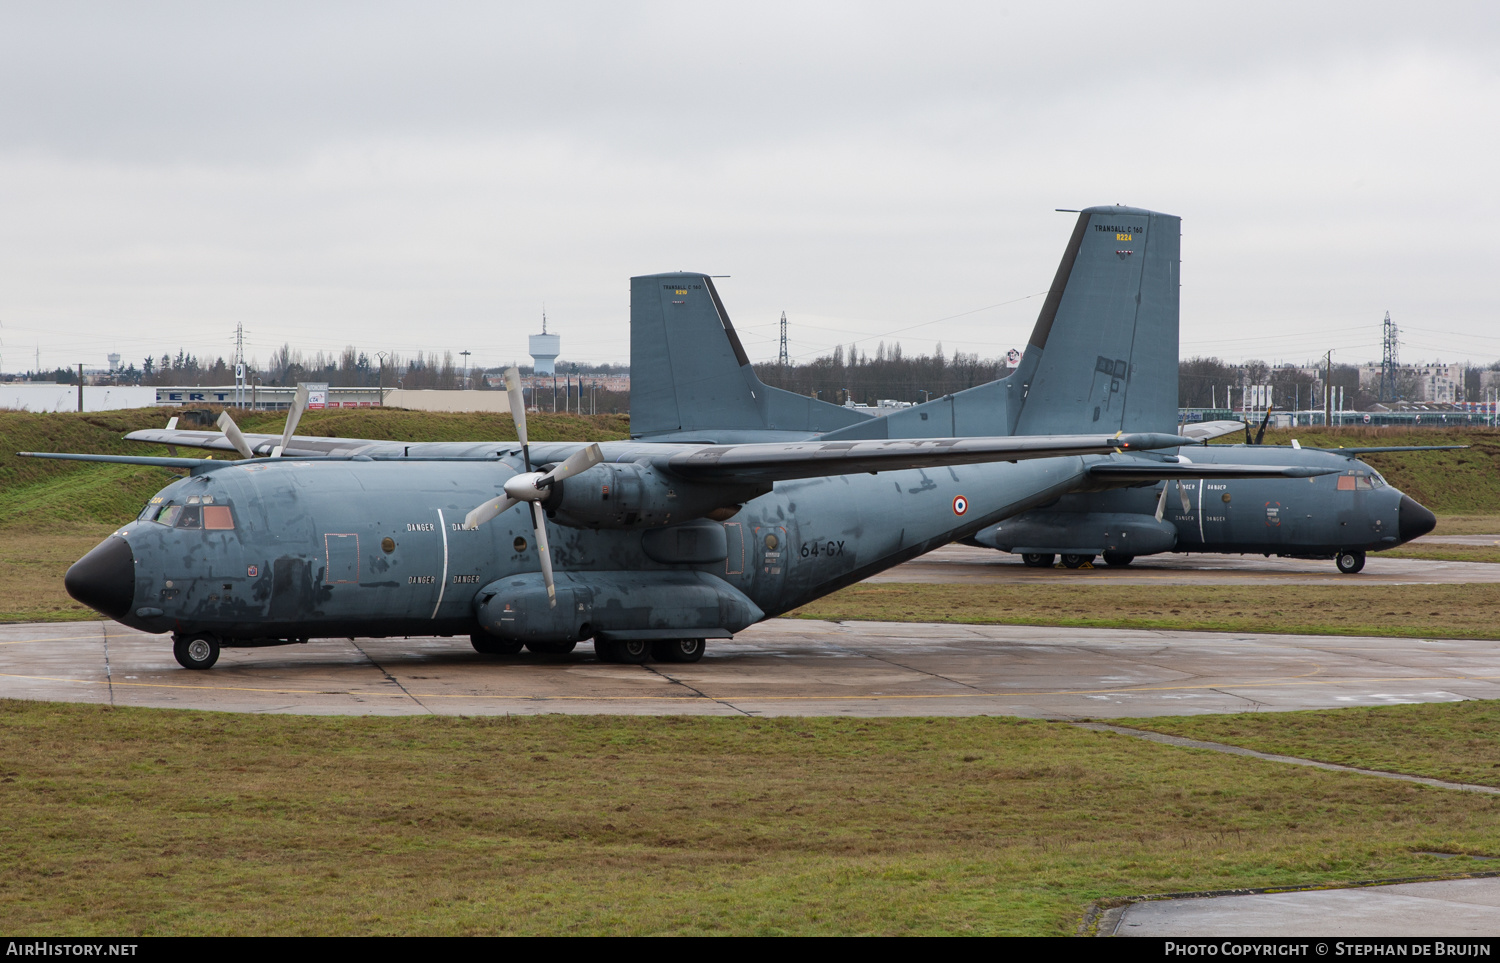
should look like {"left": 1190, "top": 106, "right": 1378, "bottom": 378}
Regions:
{"left": 1336, "top": 473, "right": 1377, "bottom": 491}
{"left": 143, "top": 501, "right": 235, "bottom": 530}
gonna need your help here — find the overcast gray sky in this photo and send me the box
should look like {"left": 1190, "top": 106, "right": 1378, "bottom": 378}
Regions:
{"left": 2, "top": 1, "right": 1497, "bottom": 374}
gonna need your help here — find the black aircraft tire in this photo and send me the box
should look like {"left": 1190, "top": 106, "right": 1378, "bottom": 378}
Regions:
{"left": 1021, "top": 553, "right": 1055, "bottom": 569}
{"left": 173, "top": 633, "right": 220, "bottom": 670}
{"left": 471, "top": 633, "right": 524, "bottom": 655}
{"left": 1101, "top": 553, "right": 1135, "bottom": 567}
{"left": 652, "top": 638, "right": 706, "bottom": 663}
{"left": 525, "top": 640, "right": 578, "bottom": 656}
{"left": 615, "top": 639, "right": 653, "bottom": 664}
{"left": 596, "top": 639, "right": 652, "bottom": 664}
{"left": 1061, "top": 554, "right": 1094, "bottom": 569}
{"left": 1336, "top": 551, "right": 1366, "bottom": 574}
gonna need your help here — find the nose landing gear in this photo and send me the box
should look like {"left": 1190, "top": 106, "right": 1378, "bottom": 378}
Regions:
{"left": 1336, "top": 550, "right": 1366, "bottom": 574}
{"left": 172, "top": 633, "right": 221, "bottom": 670}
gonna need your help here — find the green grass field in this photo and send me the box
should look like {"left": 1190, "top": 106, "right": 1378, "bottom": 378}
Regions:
{"left": 1123, "top": 700, "right": 1500, "bottom": 790}
{"left": 790, "top": 582, "right": 1500, "bottom": 640}
{"left": 2, "top": 700, "right": 1499, "bottom": 936}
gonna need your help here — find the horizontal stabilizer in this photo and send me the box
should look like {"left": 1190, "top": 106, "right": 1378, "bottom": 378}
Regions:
{"left": 1309, "top": 445, "right": 1469, "bottom": 456}
{"left": 127, "top": 428, "right": 385, "bottom": 458}
{"left": 19, "top": 452, "right": 222, "bottom": 470}
{"left": 1177, "top": 420, "right": 1245, "bottom": 442}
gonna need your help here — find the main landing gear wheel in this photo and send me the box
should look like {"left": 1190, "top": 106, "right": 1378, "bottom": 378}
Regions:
{"left": 1101, "top": 553, "right": 1135, "bottom": 567}
{"left": 652, "top": 638, "right": 706, "bottom": 663}
{"left": 595, "top": 638, "right": 652, "bottom": 664}
{"left": 471, "top": 632, "right": 524, "bottom": 655}
{"left": 172, "top": 633, "right": 220, "bottom": 670}
{"left": 1061, "top": 554, "right": 1095, "bottom": 569}
{"left": 1336, "top": 550, "right": 1366, "bottom": 574}
{"left": 1021, "top": 553, "right": 1055, "bottom": 568}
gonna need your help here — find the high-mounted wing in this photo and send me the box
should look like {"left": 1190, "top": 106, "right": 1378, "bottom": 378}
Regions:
{"left": 658, "top": 432, "right": 1194, "bottom": 483}
{"left": 1087, "top": 461, "right": 1336, "bottom": 481}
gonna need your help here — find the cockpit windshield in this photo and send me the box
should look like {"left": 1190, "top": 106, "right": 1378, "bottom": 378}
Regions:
{"left": 139, "top": 495, "right": 235, "bottom": 530}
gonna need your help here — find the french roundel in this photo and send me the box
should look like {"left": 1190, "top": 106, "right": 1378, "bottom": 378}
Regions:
{"left": 953, "top": 495, "right": 969, "bottom": 515}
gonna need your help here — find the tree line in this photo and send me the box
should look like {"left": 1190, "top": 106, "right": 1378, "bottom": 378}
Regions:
{"left": 754, "top": 342, "right": 1008, "bottom": 406}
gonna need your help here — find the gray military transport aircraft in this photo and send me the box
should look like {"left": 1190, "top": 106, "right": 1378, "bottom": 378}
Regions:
{"left": 625, "top": 204, "right": 1442, "bottom": 575}
{"left": 28, "top": 211, "right": 1339, "bottom": 671}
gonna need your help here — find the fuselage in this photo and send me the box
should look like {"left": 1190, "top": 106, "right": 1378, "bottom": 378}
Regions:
{"left": 975, "top": 445, "right": 1435, "bottom": 559}
{"left": 67, "top": 444, "right": 1093, "bottom": 642}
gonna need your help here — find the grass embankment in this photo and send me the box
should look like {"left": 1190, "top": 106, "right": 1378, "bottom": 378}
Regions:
{"left": 1230, "top": 427, "right": 1500, "bottom": 516}
{"left": 2, "top": 701, "right": 1499, "bottom": 936}
{"left": 1125, "top": 700, "right": 1500, "bottom": 790}
{"left": 790, "top": 583, "right": 1500, "bottom": 640}
{"left": 0, "top": 408, "right": 631, "bottom": 622}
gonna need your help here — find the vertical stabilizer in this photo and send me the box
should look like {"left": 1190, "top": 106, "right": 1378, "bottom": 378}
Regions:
{"left": 629, "top": 273, "right": 874, "bottom": 441}
{"left": 1010, "top": 206, "right": 1180, "bottom": 435}
{"left": 821, "top": 206, "right": 1179, "bottom": 440}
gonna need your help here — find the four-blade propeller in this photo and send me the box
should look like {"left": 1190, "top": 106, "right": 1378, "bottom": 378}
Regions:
{"left": 460, "top": 367, "right": 604, "bottom": 606}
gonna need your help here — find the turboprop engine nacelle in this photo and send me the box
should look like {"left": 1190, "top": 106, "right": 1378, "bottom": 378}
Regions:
{"left": 545, "top": 462, "right": 766, "bottom": 531}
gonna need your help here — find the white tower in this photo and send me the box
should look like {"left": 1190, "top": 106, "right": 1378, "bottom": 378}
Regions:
{"left": 528, "top": 310, "right": 560, "bottom": 376}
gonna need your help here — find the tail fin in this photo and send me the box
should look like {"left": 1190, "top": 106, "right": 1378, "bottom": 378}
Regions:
{"left": 822, "top": 205, "right": 1180, "bottom": 440}
{"left": 1011, "top": 206, "right": 1180, "bottom": 435}
{"left": 629, "top": 272, "right": 875, "bottom": 441}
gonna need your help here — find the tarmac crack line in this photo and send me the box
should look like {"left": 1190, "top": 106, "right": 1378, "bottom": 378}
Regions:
{"left": 99, "top": 621, "right": 114, "bottom": 707}
{"left": 642, "top": 664, "right": 754, "bottom": 716}
{"left": 1075, "top": 723, "right": 1500, "bottom": 795}
{"left": 349, "top": 641, "right": 432, "bottom": 713}
{"left": 824, "top": 625, "right": 990, "bottom": 693}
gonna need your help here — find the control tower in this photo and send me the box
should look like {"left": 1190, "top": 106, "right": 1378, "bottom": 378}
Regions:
{"left": 528, "top": 311, "right": 560, "bottom": 376}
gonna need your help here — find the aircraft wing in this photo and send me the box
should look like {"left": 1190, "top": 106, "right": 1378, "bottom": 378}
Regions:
{"left": 659, "top": 432, "right": 1194, "bottom": 483}
{"left": 1087, "top": 461, "right": 1337, "bottom": 482}
{"left": 1176, "top": 420, "right": 1245, "bottom": 442}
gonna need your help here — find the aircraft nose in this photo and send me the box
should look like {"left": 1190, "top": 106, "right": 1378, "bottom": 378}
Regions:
{"left": 64, "top": 536, "right": 136, "bottom": 620}
{"left": 1398, "top": 495, "right": 1437, "bottom": 543}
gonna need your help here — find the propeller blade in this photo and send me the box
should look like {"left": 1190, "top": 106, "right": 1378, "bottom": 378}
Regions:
{"left": 216, "top": 411, "right": 254, "bottom": 459}
{"left": 528, "top": 502, "right": 556, "bottom": 606}
{"left": 1242, "top": 419, "right": 1253, "bottom": 445}
{"left": 1254, "top": 405, "right": 1272, "bottom": 445}
{"left": 1155, "top": 483, "right": 1169, "bottom": 522}
{"left": 1177, "top": 478, "right": 1191, "bottom": 513}
{"left": 503, "top": 367, "right": 530, "bottom": 469}
{"left": 274, "top": 384, "right": 311, "bottom": 458}
{"left": 544, "top": 443, "right": 604, "bottom": 484}
{"left": 462, "top": 493, "right": 519, "bottom": 531}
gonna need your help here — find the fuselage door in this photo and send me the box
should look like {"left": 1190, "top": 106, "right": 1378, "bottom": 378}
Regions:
{"left": 324, "top": 533, "right": 360, "bottom": 584}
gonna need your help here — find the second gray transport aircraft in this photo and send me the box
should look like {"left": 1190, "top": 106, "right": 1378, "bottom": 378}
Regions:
{"left": 626, "top": 205, "right": 1441, "bottom": 575}
{"left": 33, "top": 205, "right": 1348, "bottom": 670}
